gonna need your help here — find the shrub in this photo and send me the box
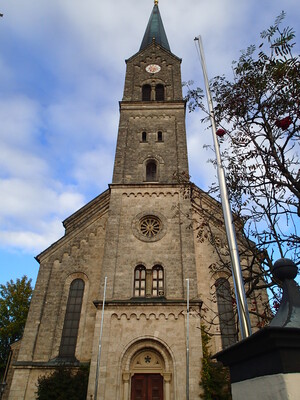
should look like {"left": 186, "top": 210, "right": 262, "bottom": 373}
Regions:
{"left": 36, "top": 365, "right": 89, "bottom": 400}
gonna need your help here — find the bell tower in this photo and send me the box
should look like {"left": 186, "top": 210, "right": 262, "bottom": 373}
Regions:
{"left": 91, "top": 3, "right": 202, "bottom": 398}
{"left": 112, "top": 2, "right": 189, "bottom": 185}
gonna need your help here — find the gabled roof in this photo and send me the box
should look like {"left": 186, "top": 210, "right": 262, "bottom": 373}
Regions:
{"left": 140, "top": 2, "right": 170, "bottom": 52}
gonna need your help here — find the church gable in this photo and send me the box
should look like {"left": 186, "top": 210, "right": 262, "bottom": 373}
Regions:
{"left": 13, "top": 191, "right": 110, "bottom": 374}
{"left": 16, "top": 203, "right": 109, "bottom": 367}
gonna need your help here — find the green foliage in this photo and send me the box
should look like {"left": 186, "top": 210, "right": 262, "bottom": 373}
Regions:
{"left": 212, "top": 14, "right": 299, "bottom": 263}
{"left": 36, "top": 365, "right": 89, "bottom": 400}
{"left": 0, "top": 276, "right": 32, "bottom": 380}
{"left": 184, "top": 14, "right": 299, "bottom": 308}
{"left": 200, "top": 326, "right": 231, "bottom": 400}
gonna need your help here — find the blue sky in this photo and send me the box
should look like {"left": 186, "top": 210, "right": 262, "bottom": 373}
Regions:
{"left": 0, "top": 0, "right": 299, "bottom": 288}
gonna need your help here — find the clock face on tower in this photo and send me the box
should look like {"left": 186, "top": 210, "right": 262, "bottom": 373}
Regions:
{"left": 145, "top": 64, "right": 161, "bottom": 74}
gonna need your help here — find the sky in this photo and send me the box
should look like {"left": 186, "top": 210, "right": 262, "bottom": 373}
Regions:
{"left": 0, "top": 0, "right": 299, "bottom": 289}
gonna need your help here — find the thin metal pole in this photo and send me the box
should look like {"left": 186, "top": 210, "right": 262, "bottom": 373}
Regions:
{"left": 186, "top": 279, "right": 189, "bottom": 400}
{"left": 94, "top": 277, "right": 107, "bottom": 400}
{"left": 194, "top": 36, "right": 252, "bottom": 340}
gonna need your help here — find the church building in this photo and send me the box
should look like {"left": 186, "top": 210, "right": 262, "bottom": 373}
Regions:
{"left": 5, "top": 2, "right": 263, "bottom": 399}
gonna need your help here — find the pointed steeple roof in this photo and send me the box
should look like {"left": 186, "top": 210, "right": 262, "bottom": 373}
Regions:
{"left": 140, "top": 1, "right": 170, "bottom": 52}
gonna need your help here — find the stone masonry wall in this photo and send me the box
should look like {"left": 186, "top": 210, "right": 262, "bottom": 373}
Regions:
{"left": 99, "top": 186, "right": 198, "bottom": 301}
{"left": 88, "top": 303, "right": 203, "bottom": 400}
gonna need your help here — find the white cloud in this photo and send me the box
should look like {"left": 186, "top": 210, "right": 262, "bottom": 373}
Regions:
{"left": 0, "top": 145, "right": 48, "bottom": 180}
{"left": 0, "top": 219, "right": 64, "bottom": 254}
{"left": 0, "top": 57, "right": 14, "bottom": 90}
{"left": 0, "top": 178, "right": 84, "bottom": 223}
{"left": 186, "top": 112, "right": 217, "bottom": 190}
{"left": 56, "top": 191, "right": 85, "bottom": 216}
{"left": 0, "top": 97, "right": 41, "bottom": 147}
{"left": 73, "top": 147, "right": 114, "bottom": 190}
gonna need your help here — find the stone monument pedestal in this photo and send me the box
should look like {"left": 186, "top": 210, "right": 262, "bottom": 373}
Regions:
{"left": 215, "top": 258, "right": 300, "bottom": 400}
{"left": 214, "top": 326, "right": 300, "bottom": 400}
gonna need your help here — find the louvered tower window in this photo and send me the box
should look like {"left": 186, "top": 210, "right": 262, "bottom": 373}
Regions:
{"left": 142, "top": 84, "right": 151, "bottom": 101}
{"left": 155, "top": 84, "right": 164, "bottom": 101}
{"left": 146, "top": 160, "right": 157, "bottom": 181}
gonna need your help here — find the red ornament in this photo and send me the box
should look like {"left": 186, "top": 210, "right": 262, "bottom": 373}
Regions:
{"left": 273, "top": 300, "right": 280, "bottom": 311}
{"left": 216, "top": 128, "right": 226, "bottom": 137}
{"left": 275, "top": 116, "right": 292, "bottom": 130}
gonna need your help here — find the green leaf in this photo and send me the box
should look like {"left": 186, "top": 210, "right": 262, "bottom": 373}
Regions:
{"left": 0, "top": 276, "right": 32, "bottom": 380}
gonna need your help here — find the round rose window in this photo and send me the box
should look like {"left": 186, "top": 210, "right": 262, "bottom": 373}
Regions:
{"left": 132, "top": 212, "right": 166, "bottom": 242}
{"left": 139, "top": 216, "right": 161, "bottom": 238}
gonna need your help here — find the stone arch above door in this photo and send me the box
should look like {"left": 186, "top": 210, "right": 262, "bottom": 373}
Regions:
{"left": 121, "top": 338, "right": 173, "bottom": 400}
{"left": 131, "top": 349, "right": 164, "bottom": 374}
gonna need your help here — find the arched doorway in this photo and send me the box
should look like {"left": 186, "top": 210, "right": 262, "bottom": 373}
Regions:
{"left": 121, "top": 340, "right": 173, "bottom": 400}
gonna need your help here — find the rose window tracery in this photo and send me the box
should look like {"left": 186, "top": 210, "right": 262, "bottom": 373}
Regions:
{"left": 132, "top": 211, "right": 166, "bottom": 242}
{"left": 139, "top": 216, "right": 161, "bottom": 238}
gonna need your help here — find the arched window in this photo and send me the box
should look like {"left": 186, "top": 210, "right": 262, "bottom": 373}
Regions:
{"left": 155, "top": 84, "right": 164, "bottom": 101}
{"left": 146, "top": 160, "right": 157, "bottom": 181}
{"left": 59, "top": 279, "right": 85, "bottom": 359}
{"left": 142, "top": 84, "right": 151, "bottom": 101}
{"left": 157, "top": 131, "right": 163, "bottom": 142}
{"left": 134, "top": 265, "right": 146, "bottom": 297}
{"left": 142, "top": 131, "right": 147, "bottom": 142}
{"left": 215, "top": 278, "right": 236, "bottom": 349}
{"left": 152, "top": 265, "right": 164, "bottom": 296}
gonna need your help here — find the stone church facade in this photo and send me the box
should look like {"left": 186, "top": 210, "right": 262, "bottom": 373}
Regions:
{"left": 5, "top": 3, "right": 265, "bottom": 400}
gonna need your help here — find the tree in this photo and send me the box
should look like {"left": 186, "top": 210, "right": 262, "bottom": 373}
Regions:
{"left": 200, "top": 325, "right": 231, "bottom": 400}
{"left": 183, "top": 12, "right": 299, "bottom": 324}
{"left": 0, "top": 276, "right": 33, "bottom": 380}
{"left": 36, "top": 365, "right": 89, "bottom": 400}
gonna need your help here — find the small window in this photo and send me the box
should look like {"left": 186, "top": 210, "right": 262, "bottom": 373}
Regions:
{"left": 157, "top": 131, "right": 163, "bottom": 142}
{"left": 142, "top": 84, "right": 151, "bottom": 101}
{"left": 155, "top": 84, "right": 164, "bottom": 101}
{"left": 134, "top": 265, "right": 146, "bottom": 297}
{"left": 152, "top": 265, "right": 164, "bottom": 296}
{"left": 142, "top": 131, "right": 147, "bottom": 142}
{"left": 146, "top": 160, "right": 157, "bottom": 182}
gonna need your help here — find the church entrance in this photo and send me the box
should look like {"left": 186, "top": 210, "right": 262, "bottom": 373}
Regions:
{"left": 121, "top": 341, "right": 172, "bottom": 400}
{"left": 131, "top": 374, "right": 163, "bottom": 400}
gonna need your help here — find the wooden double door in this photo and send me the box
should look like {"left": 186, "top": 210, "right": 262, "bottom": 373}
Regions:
{"left": 131, "top": 373, "right": 163, "bottom": 400}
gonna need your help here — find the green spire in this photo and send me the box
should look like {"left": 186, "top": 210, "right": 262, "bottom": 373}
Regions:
{"left": 140, "top": 1, "right": 170, "bottom": 52}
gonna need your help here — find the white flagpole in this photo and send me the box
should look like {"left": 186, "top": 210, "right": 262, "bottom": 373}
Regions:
{"left": 186, "top": 279, "right": 190, "bottom": 400}
{"left": 194, "top": 36, "right": 252, "bottom": 340}
{"left": 94, "top": 277, "right": 107, "bottom": 399}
